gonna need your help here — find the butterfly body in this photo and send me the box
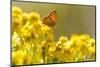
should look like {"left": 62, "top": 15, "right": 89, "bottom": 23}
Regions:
{"left": 42, "top": 10, "right": 57, "bottom": 27}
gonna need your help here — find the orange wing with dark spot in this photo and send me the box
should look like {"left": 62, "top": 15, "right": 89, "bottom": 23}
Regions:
{"left": 49, "top": 10, "right": 57, "bottom": 23}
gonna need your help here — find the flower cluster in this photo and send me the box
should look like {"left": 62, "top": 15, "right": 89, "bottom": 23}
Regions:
{"left": 12, "top": 6, "right": 96, "bottom": 65}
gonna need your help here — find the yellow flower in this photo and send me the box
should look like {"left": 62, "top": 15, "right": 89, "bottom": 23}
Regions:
{"left": 12, "top": 32, "right": 23, "bottom": 50}
{"left": 62, "top": 47, "right": 73, "bottom": 62}
{"left": 88, "top": 38, "right": 96, "bottom": 59}
{"left": 22, "top": 12, "right": 29, "bottom": 26}
{"left": 20, "top": 26, "right": 32, "bottom": 38}
{"left": 80, "top": 34, "right": 90, "bottom": 41}
{"left": 12, "top": 50, "right": 26, "bottom": 65}
{"left": 61, "top": 42, "right": 73, "bottom": 62}
{"left": 41, "top": 25, "right": 54, "bottom": 40}
{"left": 70, "top": 34, "right": 80, "bottom": 41}
{"left": 12, "top": 7, "right": 23, "bottom": 33}
{"left": 59, "top": 36, "right": 68, "bottom": 44}
{"left": 88, "top": 38, "right": 95, "bottom": 47}
{"left": 12, "top": 6, "right": 23, "bottom": 16}
{"left": 28, "top": 12, "right": 41, "bottom": 24}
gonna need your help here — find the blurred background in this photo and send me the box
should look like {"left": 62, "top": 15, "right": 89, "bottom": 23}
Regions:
{"left": 12, "top": 1, "right": 96, "bottom": 41}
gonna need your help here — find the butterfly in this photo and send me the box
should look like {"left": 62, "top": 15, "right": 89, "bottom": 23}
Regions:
{"left": 42, "top": 10, "right": 57, "bottom": 27}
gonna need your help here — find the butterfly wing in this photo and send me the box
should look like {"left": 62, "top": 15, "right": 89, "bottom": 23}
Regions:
{"left": 42, "top": 16, "right": 49, "bottom": 25}
{"left": 42, "top": 10, "right": 57, "bottom": 27}
{"left": 49, "top": 10, "right": 57, "bottom": 23}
